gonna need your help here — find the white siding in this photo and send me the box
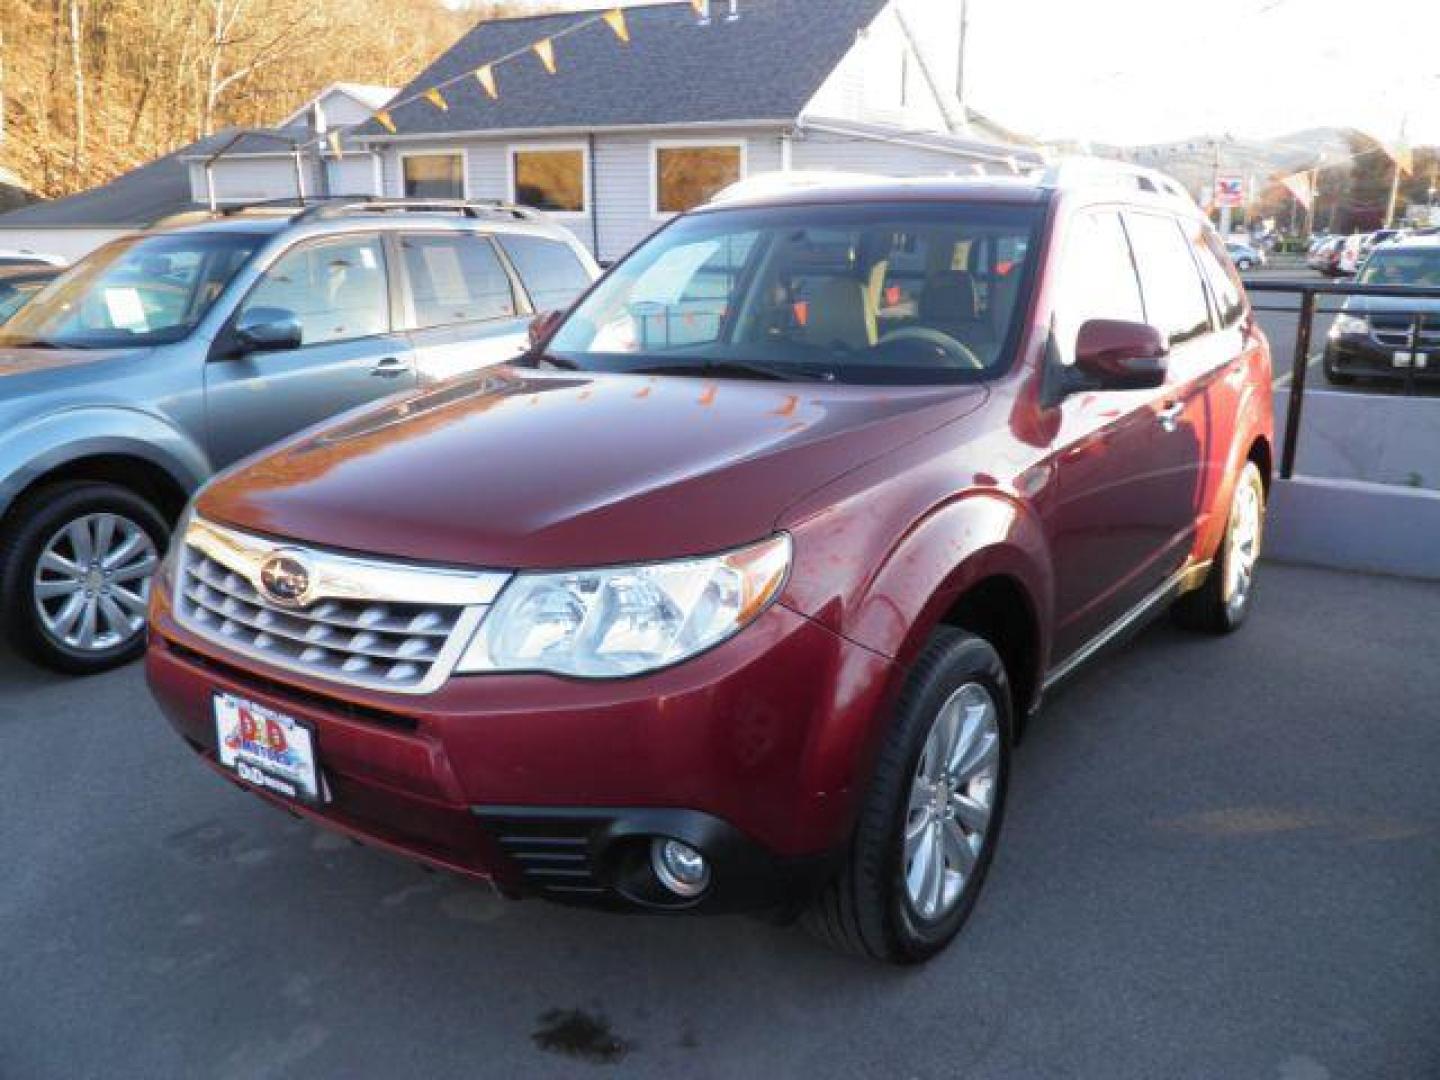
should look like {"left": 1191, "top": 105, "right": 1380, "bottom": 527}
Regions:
{"left": 189, "top": 157, "right": 321, "bottom": 204}
{"left": 377, "top": 127, "right": 785, "bottom": 263}
{"left": 803, "top": 4, "right": 954, "bottom": 132}
{"left": 325, "top": 154, "right": 381, "bottom": 196}
{"left": 791, "top": 130, "right": 1006, "bottom": 178}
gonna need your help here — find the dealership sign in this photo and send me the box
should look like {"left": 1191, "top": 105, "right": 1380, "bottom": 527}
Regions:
{"left": 1214, "top": 176, "right": 1245, "bottom": 208}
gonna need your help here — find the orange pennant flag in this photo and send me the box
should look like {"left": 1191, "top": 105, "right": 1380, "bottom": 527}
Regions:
{"left": 533, "top": 37, "right": 557, "bottom": 74}
{"left": 603, "top": 8, "right": 630, "bottom": 42}
{"left": 690, "top": 0, "right": 705, "bottom": 12}
{"left": 475, "top": 65, "right": 498, "bottom": 99}
{"left": 375, "top": 110, "right": 396, "bottom": 134}
{"left": 424, "top": 87, "right": 448, "bottom": 112}
{"left": 327, "top": 130, "right": 344, "bottom": 159}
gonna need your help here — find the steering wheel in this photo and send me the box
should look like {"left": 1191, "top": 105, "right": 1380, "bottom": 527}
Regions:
{"left": 876, "top": 326, "right": 984, "bottom": 370}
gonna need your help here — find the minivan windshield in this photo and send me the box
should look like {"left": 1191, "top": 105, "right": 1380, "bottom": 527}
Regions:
{"left": 1359, "top": 247, "right": 1440, "bottom": 287}
{"left": 0, "top": 231, "right": 262, "bottom": 349}
{"left": 546, "top": 201, "right": 1042, "bottom": 384}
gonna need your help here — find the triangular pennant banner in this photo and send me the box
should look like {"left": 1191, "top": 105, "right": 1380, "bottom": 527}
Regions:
{"left": 604, "top": 8, "right": 630, "bottom": 42}
{"left": 375, "top": 110, "right": 396, "bottom": 134}
{"left": 475, "top": 65, "right": 498, "bottom": 99}
{"left": 533, "top": 38, "right": 557, "bottom": 74}
{"left": 327, "top": 130, "right": 344, "bottom": 159}
{"left": 424, "top": 87, "right": 449, "bottom": 112}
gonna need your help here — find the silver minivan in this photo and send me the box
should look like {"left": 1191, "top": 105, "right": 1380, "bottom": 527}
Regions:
{"left": 0, "top": 199, "right": 598, "bottom": 673}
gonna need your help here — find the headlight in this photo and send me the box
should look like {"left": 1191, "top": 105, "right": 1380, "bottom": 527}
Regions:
{"left": 1330, "top": 314, "right": 1369, "bottom": 338}
{"left": 456, "top": 534, "right": 792, "bottom": 678}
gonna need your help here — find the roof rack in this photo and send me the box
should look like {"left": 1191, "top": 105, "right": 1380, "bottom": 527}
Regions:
{"left": 293, "top": 197, "right": 542, "bottom": 223}
{"left": 1039, "top": 157, "right": 1196, "bottom": 206}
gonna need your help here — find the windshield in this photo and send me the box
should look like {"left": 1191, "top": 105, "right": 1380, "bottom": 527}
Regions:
{"left": 546, "top": 201, "right": 1042, "bottom": 384}
{"left": 0, "top": 231, "right": 262, "bottom": 348}
{"left": 1359, "top": 248, "right": 1440, "bottom": 287}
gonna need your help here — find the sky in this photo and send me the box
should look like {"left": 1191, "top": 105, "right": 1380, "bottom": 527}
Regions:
{"left": 487, "top": 0, "right": 1440, "bottom": 146}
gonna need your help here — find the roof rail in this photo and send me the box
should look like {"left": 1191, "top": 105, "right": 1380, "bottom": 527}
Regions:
{"left": 293, "top": 197, "right": 543, "bottom": 223}
{"left": 1039, "top": 157, "right": 1196, "bottom": 206}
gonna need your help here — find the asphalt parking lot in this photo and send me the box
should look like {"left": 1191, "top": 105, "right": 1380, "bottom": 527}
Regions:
{"left": 2, "top": 560, "right": 1437, "bottom": 1079}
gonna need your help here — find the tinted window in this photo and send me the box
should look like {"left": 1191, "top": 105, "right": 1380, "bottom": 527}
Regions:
{"left": 547, "top": 201, "right": 1042, "bottom": 385}
{"left": 1196, "top": 227, "right": 1246, "bottom": 326}
{"left": 1125, "top": 212, "right": 1211, "bottom": 344}
{"left": 1053, "top": 210, "right": 1145, "bottom": 363}
{"left": 1359, "top": 247, "right": 1440, "bottom": 287}
{"left": 400, "top": 233, "right": 516, "bottom": 328}
{"left": 497, "top": 235, "right": 593, "bottom": 312}
{"left": 0, "top": 232, "right": 259, "bottom": 348}
{"left": 655, "top": 145, "right": 743, "bottom": 214}
{"left": 403, "top": 154, "right": 464, "bottom": 199}
{"left": 238, "top": 234, "right": 390, "bottom": 346}
{"left": 512, "top": 149, "right": 586, "bottom": 213}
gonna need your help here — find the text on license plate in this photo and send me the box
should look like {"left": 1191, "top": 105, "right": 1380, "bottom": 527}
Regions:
{"left": 214, "top": 692, "right": 321, "bottom": 804}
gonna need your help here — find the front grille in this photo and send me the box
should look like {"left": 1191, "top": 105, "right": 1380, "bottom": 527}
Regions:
{"left": 1369, "top": 315, "right": 1439, "bottom": 348}
{"left": 173, "top": 517, "right": 508, "bottom": 694}
{"left": 181, "top": 550, "right": 457, "bottom": 688}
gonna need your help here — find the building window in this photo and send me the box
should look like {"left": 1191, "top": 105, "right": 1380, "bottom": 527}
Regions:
{"left": 653, "top": 143, "right": 744, "bottom": 216}
{"left": 511, "top": 147, "right": 587, "bottom": 214}
{"left": 402, "top": 153, "right": 464, "bottom": 199}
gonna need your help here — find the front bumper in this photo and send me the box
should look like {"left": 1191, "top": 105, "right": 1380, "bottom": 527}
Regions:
{"left": 1324, "top": 335, "right": 1440, "bottom": 380}
{"left": 146, "top": 577, "right": 893, "bottom": 911}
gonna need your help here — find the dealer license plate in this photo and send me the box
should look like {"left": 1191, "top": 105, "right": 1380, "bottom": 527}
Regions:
{"left": 214, "top": 692, "right": 321, "bottom": 804}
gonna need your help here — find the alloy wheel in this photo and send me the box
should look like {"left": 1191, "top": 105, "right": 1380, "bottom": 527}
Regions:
{"left": 902, "top": 681, "right": 1000, "bottom": 922}
{"left": 1225, "top": 478, "right": 1262, "bottom": 609}
{"left": 32, "top": 512, "right": 158, "bottom": 653}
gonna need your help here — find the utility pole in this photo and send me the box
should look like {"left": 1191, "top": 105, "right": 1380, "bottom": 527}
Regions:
{"left": 956, "top": 0, "right": 969, "bottom": 113}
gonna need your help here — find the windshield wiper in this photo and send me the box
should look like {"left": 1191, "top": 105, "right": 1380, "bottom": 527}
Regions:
{"left": 626, "top": 359, "right": 825, "bottom": 383}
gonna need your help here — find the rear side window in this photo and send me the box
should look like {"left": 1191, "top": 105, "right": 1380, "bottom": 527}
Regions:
{"left": 1053, "top": 210, "right": 1145, "bottom": 363}
{"left": 1124, "top": 212, "right": 1211, "bottom": 344}
{"left": 496, "top": 235, "right": 593, "bottom": 312}
{"left": 400, "top": 233, "right": 517, "bottom": 329}
{"left": 1193, "top": 226, "right": 1246, "bottom": 326}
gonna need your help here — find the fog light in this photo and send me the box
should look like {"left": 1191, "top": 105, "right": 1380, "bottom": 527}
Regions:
{"left": 650, "top": 838, "right": 711, "bottom": 898}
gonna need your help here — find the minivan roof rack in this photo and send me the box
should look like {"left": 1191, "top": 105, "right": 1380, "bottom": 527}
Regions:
{"left": 1038, "top": 157, "right": 1196, "bottom": 206}
{"left": 292, "top": 197, "right": 543, "bottom": 223}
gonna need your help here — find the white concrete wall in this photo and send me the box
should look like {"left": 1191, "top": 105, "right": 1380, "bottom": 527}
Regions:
{"left": 0, "top": 227, "right": 128, "bottom": 263}
{"left": 1276, "top": 388, "right": 1440, "bottom": 491}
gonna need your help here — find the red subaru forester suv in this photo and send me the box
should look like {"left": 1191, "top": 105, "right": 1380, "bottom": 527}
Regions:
{"left": 147, "top": 165, "right": 1273, "bottom": 963}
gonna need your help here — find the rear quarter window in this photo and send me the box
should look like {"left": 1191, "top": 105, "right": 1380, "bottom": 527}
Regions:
{"left": 496, "top": 235, "right": 593, "bottom": 312}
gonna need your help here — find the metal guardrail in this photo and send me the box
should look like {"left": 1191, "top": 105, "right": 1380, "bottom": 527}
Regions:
{"left": 1243, "top": 278, "right": 1440, "bottom": 479}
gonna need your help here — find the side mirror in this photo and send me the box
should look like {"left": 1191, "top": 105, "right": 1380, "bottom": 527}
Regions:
{"left": 528, "top": 309, "right": 563, "bottom": 349}
{"left": 1073, "top": 319, "right": 1169, "bottom": 391}
{"left": 233, "top": 307, "right": 301, "bottom": 354}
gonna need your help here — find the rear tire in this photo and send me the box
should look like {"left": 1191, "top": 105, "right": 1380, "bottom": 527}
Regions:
{"left": 804, "top": 628, "right": 1011, "bottom": 964}
{"left": 1171, "top": 461, "right": 1265, "bottom": 634}
{"left": 0, "top": 481, "right": 169, "bottom": 674}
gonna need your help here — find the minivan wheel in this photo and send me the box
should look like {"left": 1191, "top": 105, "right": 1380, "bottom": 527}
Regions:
{"left": 1171, "top": 461, "right": 1265, "bottom": 634}
{"left": 804, "top": 629, "right": 1011, "bottom": 964}
{"left": 0, "top": 481, "right": 168, "bottom": 674}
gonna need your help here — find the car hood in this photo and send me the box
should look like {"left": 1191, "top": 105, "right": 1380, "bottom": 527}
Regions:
{"left": 1342, "top": 294, "right": 1440, "bottom": 317}
{"left": 198, "top": 366, "right": 988, "bottom": 569}
{"left": 0, "top": 344, "right": 154, "bottom": 387}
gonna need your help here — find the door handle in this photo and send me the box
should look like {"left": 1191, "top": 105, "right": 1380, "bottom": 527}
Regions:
{"left": 1157, "top": 401, "right": 1184, "bottom": 432}
{"left": 370, "top": 356, "right": 408, "bottom": 378}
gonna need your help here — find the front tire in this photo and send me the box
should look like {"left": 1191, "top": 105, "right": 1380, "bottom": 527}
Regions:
{"left": 804, "top": 629, "right": 1011, "bottom": 964}
{"left": 1172, "top": 461, "right": 1265, "bottom": 634}
{"left": 0, "top": 481, "right": 169, "bottom": 674}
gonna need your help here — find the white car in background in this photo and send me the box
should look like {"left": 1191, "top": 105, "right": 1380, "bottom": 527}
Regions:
{"left": 1337, "top": 234, "right": 1366, "bottom": 276}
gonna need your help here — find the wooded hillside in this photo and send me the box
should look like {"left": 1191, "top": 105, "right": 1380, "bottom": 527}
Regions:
{"left": 0, "top": 0, "right": 527, "bottom": 199}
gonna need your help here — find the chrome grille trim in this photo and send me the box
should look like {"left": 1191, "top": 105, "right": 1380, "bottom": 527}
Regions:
{"left": 174, "top": 517, "right": 509, "bottom": 695}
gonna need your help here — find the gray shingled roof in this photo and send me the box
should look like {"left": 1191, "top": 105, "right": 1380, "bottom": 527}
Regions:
{"left": 0, "top": 134, "right": 238, "bottom": 228}
{"left": 355, "top": 0, "right": 889, "bottom": 138}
